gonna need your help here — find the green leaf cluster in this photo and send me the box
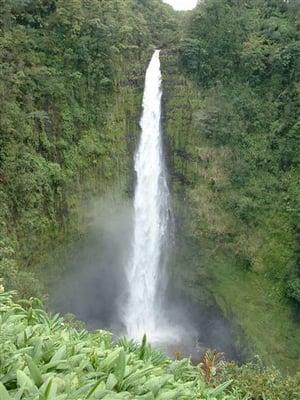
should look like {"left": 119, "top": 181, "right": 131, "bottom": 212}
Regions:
{"left": 0, "top": 291, "right": 245, "bottom": 400}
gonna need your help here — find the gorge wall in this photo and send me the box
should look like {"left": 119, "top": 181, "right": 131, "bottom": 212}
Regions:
{"left": 0, "top": 0, "right": 178, "bottom": 297}
{"left": 160, "top": 37, "right": 300, "bottom": 371}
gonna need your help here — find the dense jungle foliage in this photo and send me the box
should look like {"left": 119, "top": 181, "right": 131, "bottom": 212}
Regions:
{"left": 1, "top": 289, "right": 300, "bottom": 400}
{"left": 179, "top": 0, "right": 299, "bottom": 306}
{"left": 1, "top": 0, "right": 300, "bottom": 395}
{"left": 162, "top": 0, "right": 300, "bottom": 370}
{"left": 0, "top": 0, "right": 178, "bottom": 296}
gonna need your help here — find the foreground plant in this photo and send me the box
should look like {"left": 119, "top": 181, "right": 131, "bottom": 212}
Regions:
{"left": 0, "top": 290, "right": 238, "bottom": 400}
{"left": 199, "top": 350, "right": 225, "bottom": 384}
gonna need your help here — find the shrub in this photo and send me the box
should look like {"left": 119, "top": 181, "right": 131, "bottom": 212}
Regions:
{"left": 218, "top": 358, "right": 300, "bottom": 400}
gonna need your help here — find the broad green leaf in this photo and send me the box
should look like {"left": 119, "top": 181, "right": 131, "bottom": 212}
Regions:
{"left": 25, "top": 354, "right": 43, "bottom": 387}
{"left": 44, "top": 379, "right": 57, "bottom": 400}
{"left": 145, "top": 375, "right": 172, "bottom": 396}
{"left": 85, "top": 379, "right": 105, "bottom": 399}
{"left": 32, "top": 337, "right": 43, "bottom": 361}
{"left": 50, "top": 345, "right": 67, "bottom": 363}
{"left": 106, "top": 373, "right": 118, "bottom": 390}
{"left": 0, "top": 382, "right": 11, "bottom": 400}
{"left": 115, "top": 349, "right": 126, "bottom": 387}
{"left": 207, "top": 380, "right": 233, "bottom": 396}
{"left": 122, "top": 366, "right": 155, "bottom": 389}
{"left": 139, "top": 334, "right": 147, "bottom": 360}
{"left": 17, "top": 370, "right": 35, "bottom": 390}
{"left": 102, "top": 348, "right": 122, "bottom": 370}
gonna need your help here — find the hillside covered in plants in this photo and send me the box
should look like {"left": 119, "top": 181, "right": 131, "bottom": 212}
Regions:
{"left": 0, "top": 0, "right": 178, "bottom": 296}
{"left": 162, "top": 0, "right": 300, "bottom": 371}
{"left": 0, "top": 0, "right": 300, "bottom": 397}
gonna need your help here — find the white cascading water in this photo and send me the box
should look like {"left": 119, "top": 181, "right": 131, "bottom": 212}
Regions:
{"left": 124, "top": 50, "right": 171, "bottom": 340}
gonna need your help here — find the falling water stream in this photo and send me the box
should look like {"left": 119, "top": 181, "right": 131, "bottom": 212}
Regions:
{"left": 49, "top": 50, "right": 239, "bottom": 362}
{"left": 124, "top": 50, "right": 171, "bottom": 341}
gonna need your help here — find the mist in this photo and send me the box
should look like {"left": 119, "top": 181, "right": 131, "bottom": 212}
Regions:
{"left": 48, "top": 191, "right": 240, "bottom": 363}
{"left": 49, "top": 194, "right": 132, "bottom": 333}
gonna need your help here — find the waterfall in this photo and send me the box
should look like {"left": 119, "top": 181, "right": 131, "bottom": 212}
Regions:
{"left": 124, "top": 50, "right": 171, "bottom": 340}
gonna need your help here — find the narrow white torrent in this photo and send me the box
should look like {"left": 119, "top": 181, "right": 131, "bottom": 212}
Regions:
{"left": 124, "top": 50, "right": 171, "bottom": 340}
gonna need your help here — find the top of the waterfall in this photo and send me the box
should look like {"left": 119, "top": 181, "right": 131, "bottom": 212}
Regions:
{"left": 163, "top": 0, "right": 197, "bottom": 11}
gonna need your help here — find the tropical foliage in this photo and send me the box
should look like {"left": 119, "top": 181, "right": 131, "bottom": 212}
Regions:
{"left": 179, "top": 0, "right": 299, "bottom": 304}
{"left": 162, "top": 0, "right": 300, "bottom": 370}
{"left": 1, "top": 0, "right": 300, "bottom": 395}
{"left": 0, "top": 0, "right": 178, "bottom": 295}
{"left": 0, "top": 290, "right": 233, "bottom": 399}
{"left": 1, "top": 289, "right": 300, "bottom": 400}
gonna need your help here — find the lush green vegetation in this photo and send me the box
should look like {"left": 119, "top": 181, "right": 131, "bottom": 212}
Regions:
{"left": 0, "top": 0, "right": 178, "bottom": 296}
{"left": 179, "top": 0, "right": 299, "bottom": 305}
{"left": 1, "top": 289, "right": 300, "bottom": 399}
{"left": 1, "top": 0, "right": 300, "bottom": 394}
{"left": 162, "top": 0, "right": 300, "bottom": 371}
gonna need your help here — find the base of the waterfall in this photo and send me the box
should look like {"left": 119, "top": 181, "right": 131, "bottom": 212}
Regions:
{"left": 151, "top": 336, "right": 206, "bottom": 365}
{"left": 137, "top": 328, "right": 206, "bottom": 365}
